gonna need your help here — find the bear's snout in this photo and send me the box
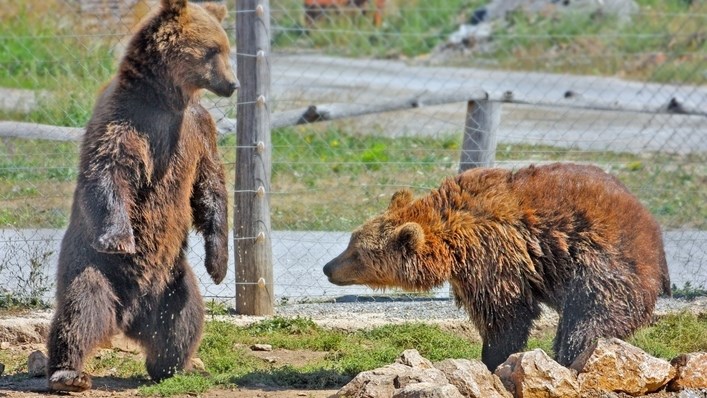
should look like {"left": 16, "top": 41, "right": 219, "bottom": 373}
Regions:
{"left": 322, "top": 261, "right": 334, "bottom": 278}
{"left": 224, "top": 79, "right": 240, "bottom": 96}
{"left": 323, "top": 258, "right": 349, "bottom": 285}
{"left": 211, "top": 78, "right": 239, "bottom": 97}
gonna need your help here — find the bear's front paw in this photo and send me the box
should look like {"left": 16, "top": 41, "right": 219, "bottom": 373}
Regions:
{"left": 48, "top": 370, "right": 92, "bottom": 392}
{"left": 93, "top": 228, "right": 136, "bottom": 254}
{"left": 205, "top": 238, "right": 227, "bottom": 284}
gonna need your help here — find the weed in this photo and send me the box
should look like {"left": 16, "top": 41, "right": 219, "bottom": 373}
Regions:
{"left": 630, "top": 312, "right": 707, "bottom": 359}
{"left": 205, "top": 300, "right": 230, "bottom": 317}
{"left": 247, "top": 316, "right": 320, "bottom": 335}
{"left": 672, "top": 282, "right": 707, "bottom": 300}
{"left": 139, "top": 374, "right": 214, "bottom": 397}
{"left": 0, "top": 237, "right": 54, "bottom": 309}
{"left": 86, "top": 350, "right": 146, "bottom": 378}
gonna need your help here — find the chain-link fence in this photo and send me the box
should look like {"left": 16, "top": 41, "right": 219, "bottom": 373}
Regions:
{"left": 0, "top": 0, "right": 705, "bottom": 309}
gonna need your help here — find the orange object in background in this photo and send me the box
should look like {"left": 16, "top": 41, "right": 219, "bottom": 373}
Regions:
{"left": 304, "top": 0, "right": 385, "bottom": 27}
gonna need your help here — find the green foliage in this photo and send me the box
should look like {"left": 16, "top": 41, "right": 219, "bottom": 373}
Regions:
{"left": 1, "top": 314, "right": 706, "bottom": 396}
{"left": 253, "top": 125, "right": 460, "bottom": 230}
{"left": 630, "top": 312, "right": 707, "bottom": 359}
{"left": 0, "top": 137, "right": 78, "bottom": 228}
{"left": 87, "top": 350, "right": 146, "bottom": 378}
{"left": 246, "top": 315, "right": 320, "bottom": 335}
{"left": 0, "top": 1, "right": 115, "bottom": 126}
{"left": 525, "top": 336, "right": 555, "bottom": 357}
{"left": 240, "top": 317, "right": 346, "bottom": 352}
{"left": 205, "top": 300, "right": 230, "bottom": 316}
{"left": 268, "top": 0, "right": 705, "bottom": 83}
{"left": 360, "top": 323, "right": 481, "bottom": 362}
{"left": 0, "top": 293, "right": 50, "bottom": 311}
{"left": 266, "top": 125, "right": 458, "bottom": 177}
{"left": 0, "top": 138, "right": 79, "bottom": 182}
{"left": 2, "top": 132, "right": 705, "bottom": 231}
{"left": 271, "top": 0, "right": 485, "bottom": 58}
{"left": 234, "top": 366, "right": 350, "bottom": 389}
{"left": 635, "top": 0, "right": 695, "bottom": 12}
{"left": 479, "top": 0, "right": 705, "bottom": 83}
{"left": 672, "top": 282, "right": 707, "bottom": 300}
{"left": 139, "top": 374, "right": 214, "bottom": 397}
{"left": 141, "top": 314, "right": 707, "bottom": 396}
{"left": 199, "top": 322, "right": 264, "bottom": 375}
{"left": 0, "top": 350, "right": 26, "bottom": 374}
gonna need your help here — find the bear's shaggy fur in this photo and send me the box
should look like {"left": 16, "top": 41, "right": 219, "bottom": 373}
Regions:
{"left": 324, "top": 163, "right": 670, "bottom": 371}
{"left": 46, "top": 0, "right": 238, "bottom": 392}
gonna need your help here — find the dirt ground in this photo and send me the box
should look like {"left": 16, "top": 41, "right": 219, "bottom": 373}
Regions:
{"left": 0, "top": 309, "right": 495, "bottom": 398}
{"left": 0, "top": 342, "right": 339, "bottom": 398}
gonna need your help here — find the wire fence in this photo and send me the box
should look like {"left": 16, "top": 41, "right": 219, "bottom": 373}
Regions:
{"left": 0, "top": 0, "right": 705, "bottom": 308}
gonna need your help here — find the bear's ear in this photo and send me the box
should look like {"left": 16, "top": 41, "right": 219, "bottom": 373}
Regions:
{"left": 389, "top": 189, "right": 413, "bottom": 211}
{"left": 200, "top": 2, "right": 228, "bottom": 22}
{"left": 395, "top": 222, "right": 425, "bottom": 253}
{"left": 161, "top": 0, "right": 187, "bottom": 13}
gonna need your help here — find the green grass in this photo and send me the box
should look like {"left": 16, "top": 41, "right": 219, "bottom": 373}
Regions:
{"left": 0, "top": 1, "right": 116, "bottom": 126}
{"left": 139, "top": 374, "right": 215, "bottom": 397}
{"left": 0, "top": 0, "right": 701, "bottom": 138}
{"left": 1, "top": 126, "right": 705, "bottom": 230}
{"left": 0, "top": 138, "right": 78, "bottom": 227}
{"left": 630, "top": 312, "right": 707, "bottom": 359}
{"left": 0, "top": 0, "right": 702, "bottom": 232}
{"left": 672, "top": 282, "right": 707, "bottom": 301}
{"left": 459, "top": 0, "right": 706, "bottom": 84}
{"left": 0, "top": 314, "right": 704, "bottom": 396}
{"left": 85, "top": 350, "right": 146, "bottom": 378}
{"left": 135, "top": 313, "right": 707, "bottom": 396}
{"left": 258, "top": 126, "right": 705, "bottom": 231}
{"left": 270, "top": 0, "right": 705, "bottom": 84}
{"left": 138, "top": 317, "right": 484, "bottom": 395}
{"left": 272, "top": 0, "right": 485, "bottom": 58}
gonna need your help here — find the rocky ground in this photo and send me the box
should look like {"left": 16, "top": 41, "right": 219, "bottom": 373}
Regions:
{"left": 1, "top": 297, "right": 706, "bottom": 397}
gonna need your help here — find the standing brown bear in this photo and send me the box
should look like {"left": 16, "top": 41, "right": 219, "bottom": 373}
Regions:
{"left": 47, "top": 0, "right": 238, "bottom": 392}
{"left": 324, "top": 163, "right": 670, "bottom": 371}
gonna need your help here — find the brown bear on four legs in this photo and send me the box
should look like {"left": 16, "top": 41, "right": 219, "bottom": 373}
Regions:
{"left": 46, "top": 0, "right": 238, "bottom": 392}
{"left": 323, "top": 163, "right": 670, "bottom": 371}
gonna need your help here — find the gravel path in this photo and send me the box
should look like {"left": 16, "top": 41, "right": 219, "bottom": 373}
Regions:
{"left": 271, "top": 296, "right": 707, "bottom": 332}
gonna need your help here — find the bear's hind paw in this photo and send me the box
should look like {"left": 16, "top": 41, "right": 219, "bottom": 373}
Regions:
{"left": 48, "top": 370, "right": 92, "bottom": 392}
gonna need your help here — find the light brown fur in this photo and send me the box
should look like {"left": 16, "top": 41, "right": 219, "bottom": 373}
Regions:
{"left": 324, "top": 163, "right": 670, "bottom": 371}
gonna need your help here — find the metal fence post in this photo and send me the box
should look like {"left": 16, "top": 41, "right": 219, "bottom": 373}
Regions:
{"left": 234, "top": 0, "right": 273, "bottom": 315}
{"left": 459, "top": 99, "right": 501, "bottom": 172}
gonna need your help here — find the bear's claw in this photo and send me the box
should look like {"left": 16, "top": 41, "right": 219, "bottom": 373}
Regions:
{"left": 93, "top": 230, "right": 136, "bottom": 254}
{"left": 48, "top": 370, "right": 92, "bottom": 392}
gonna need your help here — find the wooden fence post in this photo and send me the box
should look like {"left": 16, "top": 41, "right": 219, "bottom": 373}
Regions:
{"left": 459, "top": 100, "right": 501, "bottom": 172}
{"left": 234, "top": 0, "right": 274, "bottom": 315}
{"left": 454, "top": 99, "right": 500, "bottom": 299}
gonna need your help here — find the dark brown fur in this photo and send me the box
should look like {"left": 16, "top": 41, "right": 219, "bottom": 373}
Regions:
{"left": 324, "top": 163, "right": 670, "bottom": 371}
{"left": 47, "top": 0, "right": 238, "bottom": 392}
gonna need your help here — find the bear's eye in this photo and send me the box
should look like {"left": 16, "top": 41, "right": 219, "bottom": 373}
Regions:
{"left": 205, "top": 47, "right": 219, "bottom": 58}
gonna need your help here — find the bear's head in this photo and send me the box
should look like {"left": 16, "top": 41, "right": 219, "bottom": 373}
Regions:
{"left": 124, "top": 0, "right": 239, "bottom": 98}
{"left": 323, "top": 189, "right": 451, "bottom": 291}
